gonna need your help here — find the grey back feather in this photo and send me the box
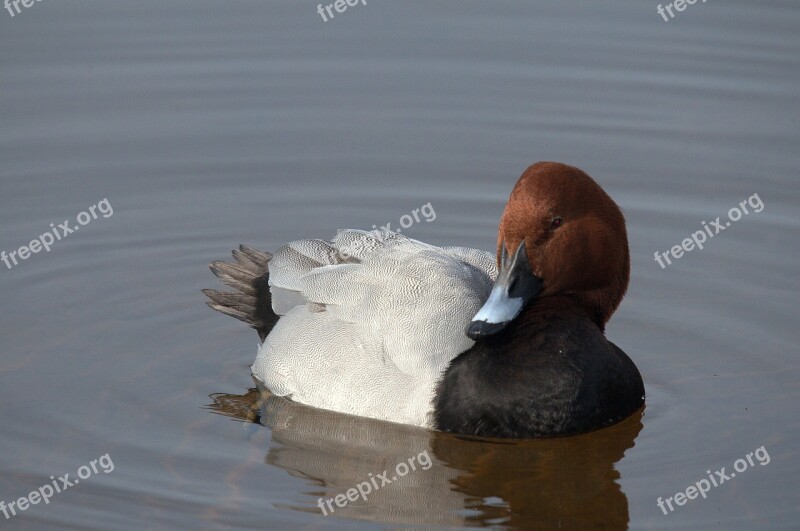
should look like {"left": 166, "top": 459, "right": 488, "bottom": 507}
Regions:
{"left": 254, "top": 229, "right": 498, "bottom": 427}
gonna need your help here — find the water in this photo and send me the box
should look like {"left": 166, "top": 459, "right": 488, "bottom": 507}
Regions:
{"left": 1, "top": 1, "right": 798, "bottom": 529}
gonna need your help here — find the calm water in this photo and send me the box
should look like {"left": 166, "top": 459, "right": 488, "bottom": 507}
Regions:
{"left": 1, "top": 1, "right": 799, "bottom": 529}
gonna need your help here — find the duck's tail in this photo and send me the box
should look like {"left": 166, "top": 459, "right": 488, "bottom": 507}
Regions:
{"left": 203, "top": 245, "right": 279, "bottom": 342}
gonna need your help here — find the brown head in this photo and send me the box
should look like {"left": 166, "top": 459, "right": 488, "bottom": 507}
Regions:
{"left": 467, "top": 162, "right": 630, "bottom": 338}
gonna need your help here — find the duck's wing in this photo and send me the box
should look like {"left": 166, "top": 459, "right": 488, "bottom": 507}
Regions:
{"left": 256, "top": 229, "right": 497, "bottom": 426}
{"left": 202, "top": 230, "right": 400, "bottom": 340}
{"left": 265, "top": 229, "right": 406, "bottom": 315}
{"left": 268, "top": 230, "right": 497, "bottom": 373}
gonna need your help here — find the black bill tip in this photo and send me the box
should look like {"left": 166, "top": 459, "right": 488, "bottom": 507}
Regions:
{"left": 466, "top": 320, "right": 510, "bottom": 341}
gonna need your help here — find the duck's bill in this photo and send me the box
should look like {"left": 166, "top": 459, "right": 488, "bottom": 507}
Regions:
{"left": 466, "top": 240, "right": 542, "bottom": 340}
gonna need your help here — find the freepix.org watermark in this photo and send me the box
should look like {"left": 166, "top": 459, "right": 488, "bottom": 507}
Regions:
{"left": 368, "top": 201, "right": 436, "bottom": 235}
{"left": 4, "top": 0, "right": 45, "bottom": 18}
{"left": 657, "top": 0, "right": 708, "bottom": 22}
{"left": 317, "top": 450, "right": 432, "bottom": 516}
{"left": 337, "top": 202, "right": 436, "bottom": 260}
{"left": 1, "top": 198, "right": 113, "bottom": 271}
{"left": 1, "top": 453, "right": 114, "bottom": 520}
{"left": 316, "top": 0, "right": 366, "bottom": 22}
{"left": 656, "top": 446, "right": 770, "bottom": 515}
{"left": 654, "top": 193, "right": 763, "bottom": 269}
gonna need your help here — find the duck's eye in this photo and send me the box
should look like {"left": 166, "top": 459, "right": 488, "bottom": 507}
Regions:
{"left": 549, "top": 216, "right": 563, "bottom": 230}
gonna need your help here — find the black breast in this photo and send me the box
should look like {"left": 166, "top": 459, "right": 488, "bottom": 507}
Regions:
{"left": 432, "top": 311, "right": 644, "bottom": 439}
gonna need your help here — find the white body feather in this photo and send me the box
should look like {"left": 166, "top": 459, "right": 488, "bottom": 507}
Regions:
{"left": 252, "top": 229, "right": 497, "bottom": 427}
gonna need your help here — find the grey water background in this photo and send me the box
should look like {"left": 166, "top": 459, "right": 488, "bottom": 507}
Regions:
{"left": 1, "top": 1, "right": 799, "bottom": 529}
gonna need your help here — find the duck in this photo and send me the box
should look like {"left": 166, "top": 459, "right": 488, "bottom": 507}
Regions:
{"left": 204, "top": 162, "right": 645, "bottom": 438}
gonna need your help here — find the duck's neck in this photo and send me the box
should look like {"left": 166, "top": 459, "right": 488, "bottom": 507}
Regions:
{"left": 518, "top": 294, "right": 605, "bottom": 332}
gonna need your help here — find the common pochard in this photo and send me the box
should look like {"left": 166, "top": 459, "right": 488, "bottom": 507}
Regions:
{"left": 204, "top": 162, "right": 644, "bottom": 438}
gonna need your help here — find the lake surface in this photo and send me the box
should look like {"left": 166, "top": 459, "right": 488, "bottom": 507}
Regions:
{"left": 1, "top": 1, "right": 798, "bottom": 529}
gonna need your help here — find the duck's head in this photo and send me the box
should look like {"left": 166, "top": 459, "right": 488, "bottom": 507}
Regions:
{"left": 467, "top": 162, "right": 630, "bottom": 339}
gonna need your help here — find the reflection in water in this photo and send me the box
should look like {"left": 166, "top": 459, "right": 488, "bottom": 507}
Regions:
{"left": 208, "top": 386, "right": 643, "bottom": 529}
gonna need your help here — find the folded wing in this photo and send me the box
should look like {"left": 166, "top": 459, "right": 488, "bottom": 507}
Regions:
{"left": 256, "top": 229, "right": 497, "bottom": 426}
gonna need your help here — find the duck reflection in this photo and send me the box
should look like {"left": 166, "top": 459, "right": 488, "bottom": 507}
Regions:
{"left": 208, "top": 385, "right": 643, "bottom": 529}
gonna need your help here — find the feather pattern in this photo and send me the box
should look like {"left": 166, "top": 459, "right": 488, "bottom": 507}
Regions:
{"left": 254, "top": 229, "right": 497, "bottom": 427}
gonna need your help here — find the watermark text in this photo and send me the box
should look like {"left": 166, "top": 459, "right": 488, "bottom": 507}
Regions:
{"left": 654, "top": 193, "right": 763, "bottom": 269}
{"left": 657, "top": 0, "right": 708, "bottom": 22}
{"left": 337, "top": 202, "right": 436, "bottom": 260}
{"left": 1, "top": 198, "right": 113, "bottom": 271}
{"left": 316, "top": 0, "right": 366, "bottom": 22}
{"left": 4, "top": 0, "right": 46, "bottom": 18}
{"left": 1, "top": 453, "right": 114, "bottom": 520}
{"left": 657, "top": 445, "right": 770, "bottom": 515}
{"left": 317, "top": 450, "right": 432, "bottom": 516}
